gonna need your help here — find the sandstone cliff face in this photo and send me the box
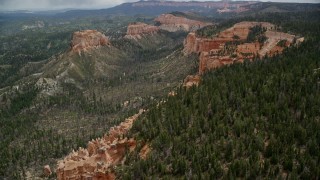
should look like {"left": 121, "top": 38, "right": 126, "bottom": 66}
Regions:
{"left": 183, "top": 21, "right": 298, "bottom": 74}
{"left": 183, "top": 33, "right": 228, "bottom": 55}
{"left": 154, "top": 14, "right": 211, "bottom": 32}
{"left": 199, "top": 52, "right": 237, "bottom": 73}
{"left": 56, "top": 110, "right": 144, "bottom": 180}
{"left": 71, "top": 30, "right": 110, "bottom": 54}
{"left": 125, "top": 22, "right": 159, "bottom": 39}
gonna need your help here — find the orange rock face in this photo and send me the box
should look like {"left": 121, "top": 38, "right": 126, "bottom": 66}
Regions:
{"left": 139, "top": 144, "right": 151, "bottom": 160}
{"left": 183, "top": 75, "right": 201, "bottom": 88}
{"left": 71, "top": 30, "right": 110, "bottom": 54}
{"left": 199, "top": 52, "right": 235, "bottom": 73}
{"left": 184, "top": 33, "right": 229, "bottom": 55}
{"left": 56, "top": 110, "right": 144, "bottom": 180}
{"left": 154, "top": 14, "right": 211, "bottom": 32}
{"left": 184, "top": 21, "right": 298, "bottom": 74}
{"left": 125, "top": 22, "right": 159, "bottom": 39}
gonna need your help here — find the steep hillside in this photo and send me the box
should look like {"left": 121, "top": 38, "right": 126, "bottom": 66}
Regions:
{"left": 1, "top": 3, "right": 320, "bottom": 179}
{"left": 52, "top": 11, "right": 320, "bottom": 179}
{"left": 120, "top": 28, "right": 320, "bottom": 179}
{"left": 0, "top": 27, "right": 197, "bottom": 178}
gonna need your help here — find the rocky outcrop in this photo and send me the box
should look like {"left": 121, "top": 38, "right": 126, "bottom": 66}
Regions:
{"left": 259, "top": 31, "right": 295, "bottom": 57}
{"left": 219, "top": 21, "right": 275, "bottom": 40}
{"left": 71, "top": 30, "right": 110, "bottom": 54}
{"left": 43, "top": 165, "right": 52, "bottom": 177}
{"left": 183, "top": 75, "right": 201, "bottom": 88}
{"left": 184, "top": 22, "right": 275, "bottom": 54}
{"left": 125, "top": 22, "right": 159, "bottom": 39}
{"left": 154, "top": 14, "right": 211, "bottom": 32}
{"left": 139, "top": 144, "right": 151, "bottom": 160}
{"left": 199, "top": 53, "right": 235, "bottom": 73}
{"left": 56, "top": 109, "right": 144, "bottom": 180}
{"left": 183, "top": 33, "right": 228, "bottom": 55}
{"left": 184, "top": 21, "right": 298, "bottom": 74}
{"left": 35, "top": 77, "right": 61, "bottom": 96}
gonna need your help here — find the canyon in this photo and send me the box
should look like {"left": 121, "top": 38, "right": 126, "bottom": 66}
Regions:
{"left": 55, "top": 21, "right": 302, "bottom": 179}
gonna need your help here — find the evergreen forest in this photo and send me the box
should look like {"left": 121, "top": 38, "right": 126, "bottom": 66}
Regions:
{"left": 120, "top": 12, "right": 320, "bottom": 179}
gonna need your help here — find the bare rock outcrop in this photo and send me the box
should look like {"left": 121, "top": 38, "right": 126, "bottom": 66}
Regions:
{"left": 35, "top": 78, "right": 60, "bottom": 96}
{"left": 71, "top": 30, "right": 110, "bottom": 54}
{"left": 219, "top": 21, "right": 275, "bottom": 40}
{"left": 183, "top": 32, "right": 228, "bottom": 55}
{"left": 139, "top": 144, "right": 151, "bottom": 160}
{"left": 56, "top": 109, "right": 144, "bottom": 180}
{"left": 183, "top": 75, "right": 201, "bottom": 88}
{"left": 125, "top": 22, "right": 159, "bottom": 39}
{"left": 183, "top": 21, "right": 299, "bottom": 74}
{"left": 199, "top": 53, "right": 235, "bottom": 73}
{"left": 154, "top": 14, "right": 211, "bottom": 32}
{"left": 43, "top": 165, "right": 52, "bottom": 177}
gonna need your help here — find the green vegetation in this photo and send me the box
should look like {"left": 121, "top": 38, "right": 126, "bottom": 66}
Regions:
{"left": 247, "top": 25, "right": 267, "bottom": 43}
{"left": 277, "top": 39, "right": 288, "bottom": 47}
{"left": 0, "top": 18, "right": 197, "bottom": 178}
{"left": 119, "top": 12, "right": 320, "bottom": 179}
{"left": 0, "top": 3, "right": 319, "bottom": 179}
{"left": 196, "top": 25, "right": 218, "bottom": 38}
{"left": 121, "top": 35, "right": 320, "bottom": 180}
{"left": 0, "top": 14, "right": 140, "bottom": 88}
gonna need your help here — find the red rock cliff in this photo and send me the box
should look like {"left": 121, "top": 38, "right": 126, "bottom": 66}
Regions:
{"left": 183, "top": 21, "right": 298, "bottom": 74}
{"left": 125, "top": 22, "right": 159, "bottom": 39}
{"left": 184, "top": 32, "right": 229, "bottom": 55}
{"left": 71, "top": 30, "right": 110, "bottom": 54}
{"left": 56, "top": 110, "right": 144, "bottom": 180}
{"left": 154, "top": 14, "right": 211, "bottom": 32}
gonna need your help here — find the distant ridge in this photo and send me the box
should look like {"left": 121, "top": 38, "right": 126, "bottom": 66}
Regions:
{"left": 2, "top": 1, "right": 319, "bottom": 18}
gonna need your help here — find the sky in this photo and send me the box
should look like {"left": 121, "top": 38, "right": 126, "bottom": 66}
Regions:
{"left": 0, "top": 0, "right": 318, "bottom": 11}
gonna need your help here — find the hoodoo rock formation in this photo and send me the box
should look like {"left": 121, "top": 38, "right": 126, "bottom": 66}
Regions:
{"left": 125, "top": 22, "right": 159, "bottom": 39}
{"left": 183, "top": 21, "right": 300, "bottom": 74}
{"left": 71, "top": 30, "right": 110, "bottom": 54}
{"left": 56, "top": 109, "right": 144, "bottom": 180}
{"left": 154, "top": 14, "right": 211, "bottom": 32}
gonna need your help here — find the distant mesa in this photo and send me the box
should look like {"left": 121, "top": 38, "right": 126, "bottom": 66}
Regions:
{"left": 71, "top": 30, "right": 110, "bottom": 54}
{"left": 217, "top": 0, "right": 252, "bottom": 13}
{"left": 130, "top": 0, "right": 256, "bottom": 10}
{"left": 125, "top": 22, "right": 159, "bottom": 39}
{"left": 124, "top": 14, "right": 210, "bottom": 40}
{"left": 154, "top": 14, "right": 212, "bottom": 32}
{"left": 184, "top": 21, "right": 302, "bottom": 74}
